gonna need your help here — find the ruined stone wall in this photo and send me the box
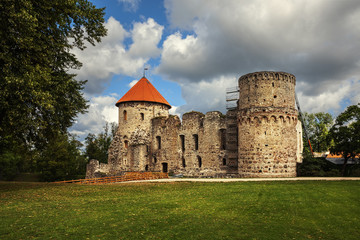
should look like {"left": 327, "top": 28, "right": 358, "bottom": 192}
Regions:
{"left": 150, "top": 115, "right": 181, "bottom": 173}
{"left": 225, "top": 109, "right": 238, "bottom": 174}
{"left": 150, "top": 111, "right": 227, "bottom": 177}
{"left": 237, "top": 71, "right": 299, "bottom": 177}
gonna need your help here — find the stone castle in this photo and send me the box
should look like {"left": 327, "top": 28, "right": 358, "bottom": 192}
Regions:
{"left": 86, "top": 71, "right": 303, "bottom": 178}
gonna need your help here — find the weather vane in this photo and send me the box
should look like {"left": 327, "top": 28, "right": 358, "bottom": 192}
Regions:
{"left": 143, "top": 67, "right": 148, "bottom": 77}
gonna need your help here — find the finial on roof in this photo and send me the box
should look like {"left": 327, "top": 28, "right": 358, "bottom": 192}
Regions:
{"left": 143, "top": 67, "right": 148, "bottom": 77}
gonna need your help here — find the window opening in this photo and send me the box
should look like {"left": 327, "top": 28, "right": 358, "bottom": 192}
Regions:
{"left": 222, "top": 158, "right": 226, "bottom": 166}
{"left": 123, "top": 110, "right": 127, "bottom": 121}
{"left": 182, "top": 157, "right": 186, "bottom": 168}
{"left": 180, "top": 135, "right": 185, "bottom": 151}
{"left": 197, "top": 156, "right": 202, "bottom": 168}
{"left": 145, "top": 165, "right": 149, "bottom": 171}
{"left": 140, "top": 113, "right": 144, "bottom": 120}
{"left": 153, "top": 156, "right": 157, "bottom": 163}
{"left": 156, "top": 136, "right": 161, "bottom": 149}
{"left": 124, "top": 140, "right": 128, "bottom": 148}
{"left": 193, "top": 134, "right": 199, "bottom": 150}
{"left": 220, "top": 129, "right": 226, "bottom": 150}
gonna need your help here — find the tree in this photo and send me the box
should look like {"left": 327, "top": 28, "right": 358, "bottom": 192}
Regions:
{"left": 328, "top": 104, "right": 360, "bottom": 176}
{"left": 303, "top": 112, "right": 334, "bottom": 152}
{"left": 84, "top": 122, "right": 118, "bottom": 163}
{"left": 0, "top": 1, "right": 106, "bottom": 153}
{"left": 37, "top": 132, "right": 86, "bottom": 181}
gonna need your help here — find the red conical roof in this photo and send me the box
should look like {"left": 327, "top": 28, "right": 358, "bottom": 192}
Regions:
{"left": 116, "top": 77, "right": 171, "bottom": 108}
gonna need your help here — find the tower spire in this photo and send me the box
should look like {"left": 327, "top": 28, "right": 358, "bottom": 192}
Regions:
{"left": 143, "top": 67, "right": 148, "bottom": 77}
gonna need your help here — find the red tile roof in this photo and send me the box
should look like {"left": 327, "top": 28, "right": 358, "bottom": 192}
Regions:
{"left": 116, "top": 77, "right": 171, "bottom": 108}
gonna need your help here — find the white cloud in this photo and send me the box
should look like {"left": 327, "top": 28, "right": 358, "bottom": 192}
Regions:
{"left": 160, "top": 0, "right": 360, "bottom": 114}
{"left": 118, "top": 0, "right": 141, "bottom": 12}
{"left": 128, "top": 79, "right": 138, "bottom": 88}
{"left": 176, "top": 75, "right": 236, "bottom": 115}
{"left": 70, "top": 95, "right": 118, "bottom": 138}
{"left": 72, "top": 16, "right": 163, "bottom": 94}
{"left": 129, "top": 18, "right": 164, "bottom": 58}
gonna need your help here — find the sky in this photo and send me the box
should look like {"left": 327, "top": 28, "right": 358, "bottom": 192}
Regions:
{"left": 70, "top": 0, "right": 360, "bottom": 139}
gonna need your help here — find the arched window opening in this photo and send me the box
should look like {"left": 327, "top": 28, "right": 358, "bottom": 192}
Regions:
{"left": 197, "top": 156, "right": 202, "bottom": 168}
{"left": 124, "top": 140, "right": 128, "bottom": 148}
{"left": 182, "top": 157, "right": 186, "bottom": 168}
{"left": 222, "top": 158, "right": 226, "bottom": 166}
{"left": 156, "top": 136, "right": 161, "bottom": 149}
{"left": 140, "top": 113, "right": 144, "bottom": 120}
{"left": 193, "top": 134, "right": 199, "bottom": 150}
{"left": 123, "top": 110, "right": 127, "bottom": 121}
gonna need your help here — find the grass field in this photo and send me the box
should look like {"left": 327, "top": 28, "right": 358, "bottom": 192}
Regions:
{"left": 1, "top": 181, "right": 359, "bottom": 240}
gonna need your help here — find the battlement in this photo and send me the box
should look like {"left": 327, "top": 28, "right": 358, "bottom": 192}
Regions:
{"left": 239, "top": 71, "right": 296, "bottom": 84}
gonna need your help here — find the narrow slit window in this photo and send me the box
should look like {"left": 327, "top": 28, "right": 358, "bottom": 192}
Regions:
{"left": 123, "top": 110, "right": 127, "bottom": 121}
{"left": 197, "top": 156, "right": 202, "bottom": 168}
{"left": 220, "top": 129, "right": 226, "bottom": 150}
{"left": 182, "top": 157, "right": 186, "bottom": 168}
{"left": 180, "top": 135, "right": 185, "bottom": 151}
{"left": 222, "top": 158, "right": 226, "bottom": 166}
{"left": 193, "top": 134, "right": 199, "bottom": 150}
{"left": 140, "top": 113, "right": 144, "bottom": 120}
{"left": 156, "top": 136, "right": 161, "bottom": 149}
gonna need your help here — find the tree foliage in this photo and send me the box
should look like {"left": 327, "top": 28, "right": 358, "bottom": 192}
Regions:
{"left": 0, "top": 0, "right": 106, "bottom": 151}
{"left": 84, "top": 122, "right": 117, "bottom": 163}
{"left": 303, "top": 112, "right": 334, "bottom": 152}
{"left": 328, "top": 104, "right": 360, "bottom": 176}
{"left": 37, "top": 132, "right": 87, "bottom": 181}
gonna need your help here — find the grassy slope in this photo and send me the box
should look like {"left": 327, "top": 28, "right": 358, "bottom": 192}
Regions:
{"left": 1, "top": 181, "right": 359, "bottom": 240}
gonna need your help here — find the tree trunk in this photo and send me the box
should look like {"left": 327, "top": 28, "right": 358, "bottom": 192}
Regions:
{"left": 342, "top": 157, "right": 348, "bottom": 177}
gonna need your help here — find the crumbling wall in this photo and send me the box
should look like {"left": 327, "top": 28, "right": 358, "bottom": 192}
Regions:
{"left": 150, "top": 111, "right": 228, "bottom": 177}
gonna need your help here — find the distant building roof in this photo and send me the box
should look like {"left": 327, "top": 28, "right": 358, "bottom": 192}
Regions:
{"left": 326, "top": 153, "right": 359, "bottom": 165}
{"left": 116, "top": 77, "right": 171, "bottom": 108}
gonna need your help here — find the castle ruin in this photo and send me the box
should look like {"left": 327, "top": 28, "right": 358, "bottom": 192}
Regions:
{"left": 86, "top": 71, "right": 303, "bottom": 178}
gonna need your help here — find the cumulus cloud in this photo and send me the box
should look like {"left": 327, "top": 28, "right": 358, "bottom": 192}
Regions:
{"left": 175, "top": 75, "right": 237, "bottom": 115}
{"left": 72, "top": 17, "right": 163, "bottom": 95}
{"left": 159, "top": 0, "right": 360, "bottom": 113}
{"left": 70, "top": 95, "right": 118, "bottom": 138}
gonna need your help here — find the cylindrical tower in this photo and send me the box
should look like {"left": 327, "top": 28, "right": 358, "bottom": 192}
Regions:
{"left": 237, "top": 71, "right": 298, "bottom": 177}
{"left": 110, "top": 77, "right": 171, "bottom": 171}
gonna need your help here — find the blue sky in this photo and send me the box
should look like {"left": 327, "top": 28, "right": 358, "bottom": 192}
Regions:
{"left": 70, "top": 0, "right": 360, "bottom": 138}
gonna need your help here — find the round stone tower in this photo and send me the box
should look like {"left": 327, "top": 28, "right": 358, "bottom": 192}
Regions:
{"left": 237, "top": 71, "right": 298, "bottom": 177}
{"left": 111, "top": 77, "right": 171, "bottom": 171}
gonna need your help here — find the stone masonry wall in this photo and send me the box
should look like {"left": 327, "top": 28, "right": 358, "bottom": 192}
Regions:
{"left": 104, "top": 101, "right": 170, "bottom": 176}
{"left": 237, "top": 71, "right": 299, "bottom": 177}
{"left": 150, "top": 111, "right": 228, "bottom": 177}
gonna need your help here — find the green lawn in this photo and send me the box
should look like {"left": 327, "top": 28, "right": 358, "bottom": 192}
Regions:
{"left": 1, "top": 181, "right": 359, "bottom": 240}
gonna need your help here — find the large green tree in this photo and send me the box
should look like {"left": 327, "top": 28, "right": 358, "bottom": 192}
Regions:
{"left": 328, "top": 104, "right": 360, "bottom": 176}
{"left": 85, "top": 122, "right": 117, "bottom": 163}
{"left": 303, "top": 112, "right": 334, "bottom": 153}
{"left": 37, "top": 132, "right": 87, "bottom": 181}
{"left": 0, "top": 0, "right": 106, "bottom": 151}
